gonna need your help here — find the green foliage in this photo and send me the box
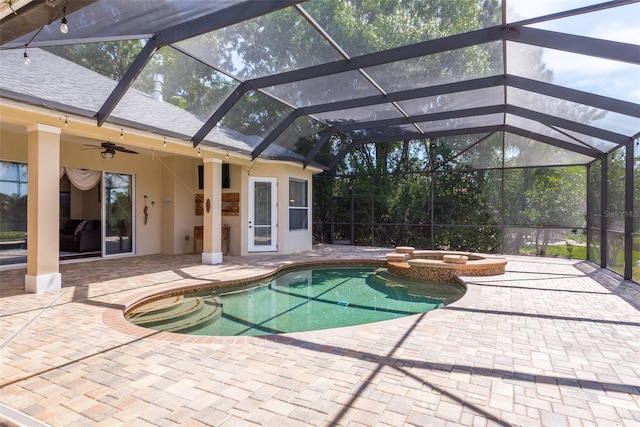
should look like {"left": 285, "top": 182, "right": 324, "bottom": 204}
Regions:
{"left": 503, "top": 167, "right": 586, "bottom": 255}
{"left": 603, "top": 148, "right": 627, "bottom": 266}
{"left": 0, "top": 231, "right": 27, "bottom": 242}
{"left": 518, "top": 243, "right": 587, "bottom": 259}
{"left": 0, "top": 193, "right": 27, "bottom": 233}
{"left": 314, "top": 134, "right": 504, "bottom": 252}
{"left": 45, "top": 40, "right": 142, "bottom": 81}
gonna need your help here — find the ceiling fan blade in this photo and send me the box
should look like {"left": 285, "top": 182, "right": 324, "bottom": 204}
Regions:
{"left": 112, "top": 146, "right": 138, "bottom": 154}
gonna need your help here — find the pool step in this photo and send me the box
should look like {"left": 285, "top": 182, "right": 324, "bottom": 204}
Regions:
{"left": 128, "top": 297, "right": 203, "bottom": 327}
{"left": 170, "top": 299, "right": 223, "bottom": 333}
{"left": 128, "top": 296, "right": 222, "bottom": 333}
{"left": 127, "top": 295, "right": 183, "bottom": 317}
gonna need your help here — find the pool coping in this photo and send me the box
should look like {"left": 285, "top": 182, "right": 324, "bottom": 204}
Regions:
{"left": 102, "top": 258, "right": 478, "bottom": 344}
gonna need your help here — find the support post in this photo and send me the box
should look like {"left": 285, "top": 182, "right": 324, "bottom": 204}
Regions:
{"left": 25, "top": 124, "right": 61, "bottom": 293}
{"left": 202, "top": 158, "right": 223, "bottom": 264}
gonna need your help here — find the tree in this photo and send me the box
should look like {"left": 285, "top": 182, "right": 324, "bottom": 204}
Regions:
{"left": 504, "top": 166, "right": 586, "bottom": 256}
{"left": 46, "top": 41, "right": 142, "bottom": 81}
{"left": 606, "top": 148, "right": 626, "bottom": 269}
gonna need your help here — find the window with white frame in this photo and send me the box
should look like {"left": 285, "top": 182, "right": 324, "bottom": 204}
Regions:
{"left": 289, "top": 178, "right": 308, "bottom": 230}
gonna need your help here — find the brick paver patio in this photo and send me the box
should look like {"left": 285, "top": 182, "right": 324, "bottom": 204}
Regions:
{"left": 1, "top": 245, "right": 639, "bottom": 426}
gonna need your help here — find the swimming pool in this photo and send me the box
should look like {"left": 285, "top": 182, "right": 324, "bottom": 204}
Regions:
{"left": 125, "top": 266, "right": 465, "bottom": 336}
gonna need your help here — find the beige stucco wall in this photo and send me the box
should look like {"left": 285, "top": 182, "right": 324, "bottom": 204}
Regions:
{"left": 60, "top": 139, "right": 163, "bottom": 256}
{"left": 158, "top": 156, "right": 199, "bottom": 255}
{"left": 222, "top": 164, "right": 242, "bottom": 256}
{"left": 238, "top": 161, "right": 314, "bottom": 256}
{"left": 0, "top": 129, "right": 27, "bottom": 161}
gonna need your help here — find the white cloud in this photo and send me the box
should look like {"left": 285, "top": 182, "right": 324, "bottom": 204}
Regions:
{"left": 591, "top": 23, "right": 640, "bottom": 45}
{"left": 542, "top": 50, "right": 635, "bottom": 75}
{"left": 541, "top": 49, "right": 640, "bottom": 103}
{"left": 506, "top": 0, "right": 600, "bottom": 22}
{"left": 511, "top": 0, "right": 640, "bottom": 46}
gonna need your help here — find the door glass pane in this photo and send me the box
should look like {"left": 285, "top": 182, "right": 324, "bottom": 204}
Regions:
{"left": 0, "top": 161, "right": 27, "bottom": 265}
{"left": 105, "top": 173, "right": 133, "bottom": 255}
{"left": 254, "top": 227, "right": 272, "bottom": 246}
{"left": 254, "top": 182, "right": 272, "bottom": 246}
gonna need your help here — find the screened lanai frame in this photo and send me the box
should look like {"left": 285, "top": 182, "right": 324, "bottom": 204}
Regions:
{"left": 0, "top": 0, "right": 638, "bottom": 280}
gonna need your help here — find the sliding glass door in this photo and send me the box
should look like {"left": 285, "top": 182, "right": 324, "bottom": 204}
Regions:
{"left": 104, "top": 172, "right": 134, "bottom": 255}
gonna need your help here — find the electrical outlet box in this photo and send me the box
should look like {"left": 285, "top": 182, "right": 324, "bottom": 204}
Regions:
{"left": 185, "top": 235, "right": 190, "bottom": 241}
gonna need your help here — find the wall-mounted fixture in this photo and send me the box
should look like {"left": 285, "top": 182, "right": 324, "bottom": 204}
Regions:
{"left": 143, "top": 195, "right": 149, "bottom": 225}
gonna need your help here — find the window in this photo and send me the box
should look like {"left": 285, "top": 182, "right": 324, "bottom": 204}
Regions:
{"left": 198, "top": 164, "right": 230, "bottom": 189}
{"left": 289, "top": 178, "right": 308, "bottom": 230}
{"left": 0, "top": 161, "right": 28, "bottom": 264}
{"left": 0, "top": 161, "right": 28, "bottom": 233}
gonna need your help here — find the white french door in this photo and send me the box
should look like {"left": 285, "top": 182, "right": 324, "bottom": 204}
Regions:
{"left": 248, "top": 177, "right": 277, "bottom": 252}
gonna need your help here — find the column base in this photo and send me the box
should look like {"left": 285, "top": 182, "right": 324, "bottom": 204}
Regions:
{"left": 25, "top": 273, "right": 62, "bottom": 293}
{"left": 202, "top": 252, "right": 223, "bottom": 264}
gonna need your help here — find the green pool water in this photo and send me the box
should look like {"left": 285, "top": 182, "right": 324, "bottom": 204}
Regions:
{"left": 127, "top": 267, "right": 465, "bottom": 336}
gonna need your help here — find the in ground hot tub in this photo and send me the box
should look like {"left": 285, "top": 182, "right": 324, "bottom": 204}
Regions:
{"left": 385, "top": 247, "right": 507, "bottom": 282}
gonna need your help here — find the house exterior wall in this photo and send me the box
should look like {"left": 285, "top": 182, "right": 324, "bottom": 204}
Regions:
{"left": 0, "top": 101, "right": 320, "bottom": 272}
{"left": 60, "top": 139, "right": 163, "bottom": 256}
{"left": 282, "top": 166, "right": 314, "bottom": 254}
{"left": 160, "top": 156, "right": 199, "bottom": 255}
{"left": 0, "top": 129, "right": 27, "bottom": 161}
{"left": 222, "top": 164, "right": 242, "bottom": 256}
{"left": 0, "top": 128, "right": 164, "bottom": 257}
{"left": 237, "top": 161, "right": 314, "bottom": 256}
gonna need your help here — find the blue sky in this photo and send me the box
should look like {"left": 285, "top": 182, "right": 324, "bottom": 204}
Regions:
{"left": 506, "top": 0, "right": 639, "bottom": 136}
{"left": 508, "top": 0, "right": 640, "bottom": 104}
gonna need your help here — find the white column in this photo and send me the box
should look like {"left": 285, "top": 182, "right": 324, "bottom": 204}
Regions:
{"left": 25, "top": 124, "right": 61, "bottom": 293}
{"left": 202, "top": 158, "right": 222, "bottom": 264}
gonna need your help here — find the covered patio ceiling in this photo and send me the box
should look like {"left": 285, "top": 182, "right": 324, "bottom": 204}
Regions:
{"left": 1, "top": 0, "right": 638, "bottom": 170}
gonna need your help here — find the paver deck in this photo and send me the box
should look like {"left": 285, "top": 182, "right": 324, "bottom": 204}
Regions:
{"left": 1, "top": 245, "right": 639, "bottom": 426}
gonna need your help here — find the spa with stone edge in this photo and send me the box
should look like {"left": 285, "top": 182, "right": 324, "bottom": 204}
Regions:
{"left": 385, "top": 247, "right": 507, "bottom": 282}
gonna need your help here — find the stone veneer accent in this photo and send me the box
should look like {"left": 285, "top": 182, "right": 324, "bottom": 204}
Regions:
{"left": 386, "top": 248, "right": 507, "bottom": 282}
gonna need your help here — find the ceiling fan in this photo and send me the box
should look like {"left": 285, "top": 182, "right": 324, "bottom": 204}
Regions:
{"left": 84, "top": 142, "right": 139, "bottom": 159}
